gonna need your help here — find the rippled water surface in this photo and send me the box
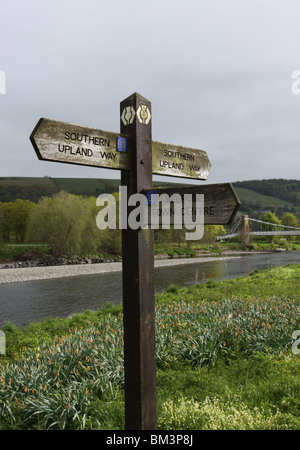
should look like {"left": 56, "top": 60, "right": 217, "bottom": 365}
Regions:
{"left": 0, "top": 251, "right": 299, "bottom": 327}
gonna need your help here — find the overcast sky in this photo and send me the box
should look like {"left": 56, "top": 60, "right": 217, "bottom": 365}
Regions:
{"left": 1, "top": 0, "right": 300, "bottom": 185}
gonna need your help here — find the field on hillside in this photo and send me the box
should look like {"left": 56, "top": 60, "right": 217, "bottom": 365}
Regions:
{"left": 0, "top": 177, "right": 58, "bottom": 202}
{"left": 235, "top": 187, "right": 298, "bottom": 209}
{"left": 1, "top": 178, "right": 300, "bottom": 218}
{"left": 0, "top": 177, "right": 180, "bottom": 202}
{"left": 53, "top": 178, "right": 121, "bottom": 196}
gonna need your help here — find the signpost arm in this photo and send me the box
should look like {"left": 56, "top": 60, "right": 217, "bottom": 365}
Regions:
{"left": 120, "top": 93, "right": 157, "bottom": 430}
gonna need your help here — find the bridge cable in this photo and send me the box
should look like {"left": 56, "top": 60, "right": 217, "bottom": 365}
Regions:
{"left": 248, "top": 217, "right": 300, "bottom": 230}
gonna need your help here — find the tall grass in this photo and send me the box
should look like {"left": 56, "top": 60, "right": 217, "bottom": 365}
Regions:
{"left": 155, "top": 296, "right": 299, "bottom": 369}
{"left": 0, "top": 292, "right": 299, "bottom": 429}
{"left": 0, "top": 315, "right": 124, "bottom": 429}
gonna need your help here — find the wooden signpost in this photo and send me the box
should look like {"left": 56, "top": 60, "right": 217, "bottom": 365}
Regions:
{"left": 30, "top": 118, "right": 211, "bottom": 180}
{"left": 146, "top": 183, "right": 241, "bottom": 226}
{"left": 120, "top": 93, "right": 156, "bottom": 430}
{"left": 30, "top": 118, "right": 131, "bottom": 171}
{"left": 151, "top": 140, "right": 211, "bottom": 180}
{"left": 30, "top": 92, "right": 240, "bottom": 431}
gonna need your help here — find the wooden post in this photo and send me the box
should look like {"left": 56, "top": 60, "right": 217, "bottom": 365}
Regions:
{"left": 30, "top": 93, "right": 242, "bottom": 432}
{"left": 120, "top": 93, "right": 157, "bottom": 430}
{"left": 241, "top": 214, "right": 250, "bottom": 245}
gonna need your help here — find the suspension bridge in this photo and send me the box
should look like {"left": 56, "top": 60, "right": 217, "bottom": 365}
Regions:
{"left": 217, "top": 215, "right": 300, "bottom": 244}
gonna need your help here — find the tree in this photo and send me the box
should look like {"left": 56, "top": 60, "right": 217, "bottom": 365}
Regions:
{"left": 262, "top": 212, "right": 281, "bottom": 230}
{"left": 202, "top": 225, "right": 226, "bottom": 243}
{"left": 26, "top": 191, "right": 100, "bottom": 257}
{"left": 80, "top": 196, "right": 102, "bottom": 255}
{"left": 281, "top": 212, "right": 299, "bottom": 243}
{"left": 0, "top": 199, "right": 36, "bottom": 243}
{"left": 0, "top": 202, "right": 13, "bottom": 242}
{"left": 281, "top": 212, "right": 299, "bottom": 228}
{"left": 96, "top": 191, "right": 121, "bottom": 254}
{"left": 11, "top": 199, "right": 36, "bottom": 242}
{"left": 262, "top": 212, "right": 281, "bottom": 243}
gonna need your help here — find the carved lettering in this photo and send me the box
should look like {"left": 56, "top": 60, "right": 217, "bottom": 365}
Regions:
{"left": 154, "top": 205, "right": 214, "bottom": 217}
{"left": 189, "top": 165, "right": 201, "bottom": 172}
{"left": 99, "top": 151, "right": 116, "bottom": 160}
{"left": 65, "top": 131, "right": 110, "bottom": 147}
{"left": 58, "top": 144, "right": 93, "bottom": 157}
{"left": 163, "top": 149, "right": 194, "bottom": 161}
{"left": 159, "top": 160, "right": 184, "bottom": 170}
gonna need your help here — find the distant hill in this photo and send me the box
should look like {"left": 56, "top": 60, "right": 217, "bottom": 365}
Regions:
{"left": 0, "top": 177, "right": 299, "bottom": 216}
{"left": 234, "top": 179, "right": 300, "bottom": 204}
{"left": 235, "top": 187, "right": 296, "bottom": 208}
{"left": 0, "top": 176, "right": 59, "bottom": 203}
{"left": 234, "top": 179, "right": 300, "bottom": 215}
{"left": 0, "top": 177, "right": 178, "bottom": 203}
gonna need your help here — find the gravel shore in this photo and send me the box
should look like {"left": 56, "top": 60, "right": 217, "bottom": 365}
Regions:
{"left": 0, "top": 256, "right": 240, "bottom": 285}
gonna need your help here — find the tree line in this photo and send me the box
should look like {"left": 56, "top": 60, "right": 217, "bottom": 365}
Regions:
{"left": 234, "top": 179, "right": 300, "bottom": 204}
{"left": 0, "top": 192, "right": 227, "bottom": 257}
{"left": 260, "top": 211, "right": 298, "bottom": 228}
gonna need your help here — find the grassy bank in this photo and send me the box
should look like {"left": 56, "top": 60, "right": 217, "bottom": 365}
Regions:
{"left": 0, "top": 244, "right": 50, "bottom": 261}
{"left": 160, "top": 263, "right": 300, "bottom": 303}
{"left": 2, "top": 238, "right": 299, "bottom": 263}
{"left": 154, "top": 240, "right": 300, "bottom": 258}
{"left": 0, "top": 265, "right": 299, "bottom": 430}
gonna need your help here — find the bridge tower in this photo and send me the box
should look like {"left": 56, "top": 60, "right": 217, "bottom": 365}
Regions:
{"left": 240, "top": 215, "right": 250, "bottom": 245}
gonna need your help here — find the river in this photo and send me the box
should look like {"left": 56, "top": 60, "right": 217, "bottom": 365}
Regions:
{"left": 0, "top": 251, "right": 299, "bottom": 328}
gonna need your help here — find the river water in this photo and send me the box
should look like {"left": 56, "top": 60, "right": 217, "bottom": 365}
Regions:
{"left": 0, "top": 251, "right": 299, "bottom": 328}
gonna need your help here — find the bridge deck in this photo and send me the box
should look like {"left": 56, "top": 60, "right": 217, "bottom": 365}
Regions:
{"left": 217, "top": 230, "right": 300, "bottom": 240}
{"left": 216, "top": 216, "right": 300, "bottom": 241}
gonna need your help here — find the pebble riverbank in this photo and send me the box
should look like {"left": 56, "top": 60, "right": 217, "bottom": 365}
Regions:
{"left": 0, "top": 256, "right": 241, "bottom": 285}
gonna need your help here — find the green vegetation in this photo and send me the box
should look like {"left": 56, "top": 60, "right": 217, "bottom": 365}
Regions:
{"left": 1, "top": 177, "right": 300, "bottom": 260}
{"left": 0, "top": 177, "right": 58, "bottom": 203}
{"left": 247, "top": 240, "right": 300, "bottom": 252}
{"left": 1, "top": 177, "right": 300, "bottom": 217}
{"left": 0, "top": 244, "right": 50, "bottom": 261}
{"left": 0, "top": 265, "right": 299, "bottom": 430}
{"left": 0, "top": 176, "right": 121, "bottom": 202}
{"left": 282, "top": 212, "right": 300, "bottom": 227}
{"left": 1, "top": 187, "right": 299, "bottom": 262}
{"left": 0, "top": 192, "right": 119, "bottom": 258}
{"left": 26, "top": 192, "right": 102, "bottom": 257}
{"left": 154, "top": 237, "right": 300, "bottom": 258}
{"left": 234, "top": 179, "right": 300, "bottom": 216}
{"left": 159, "top": 263, "right": 300, "bottom": 303}
{"left": 235, "top": 187, "right": 297, "bottom": 209}
{"left": 0, "top": 193, "right": 230, "bottom": 259}
{"left": 0, "top": 199, "right": 36, "bottom": 243}
{"left": 234, "top": 179, "right": 300, "bottom": 204}
{"left": 0, "top": 177, "right": 178, "bottom": 203}
{"left": 53, "top": 177, "right": 120, "bottom": 197}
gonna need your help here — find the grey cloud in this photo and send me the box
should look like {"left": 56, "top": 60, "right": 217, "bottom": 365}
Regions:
{"left": 1, "top": 0, "right": 300, "bottom": 183}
